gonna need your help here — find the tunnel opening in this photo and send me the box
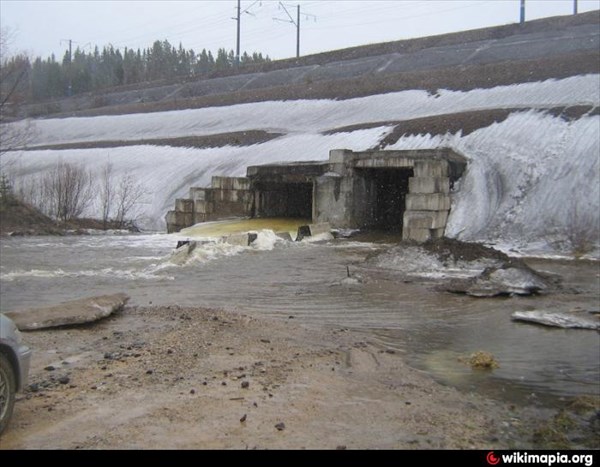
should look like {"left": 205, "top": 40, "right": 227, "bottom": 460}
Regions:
{"left": 361, "top": 168, "right": 414, "bottom": 232}
{"left": 255, "top": 182, "right": 313, "bottom": 219}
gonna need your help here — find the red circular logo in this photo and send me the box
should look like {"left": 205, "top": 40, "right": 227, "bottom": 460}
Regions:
{"left": 487, "top": 452, "right": 500, "bottom": 465}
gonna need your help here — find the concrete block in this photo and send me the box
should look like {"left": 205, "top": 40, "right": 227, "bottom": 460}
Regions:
{"left": 175, "top": 198, "right": 194, "bottom": 213}
{"left": 296, "top": 222, "right": 332, "bottom": 241}
{"left": 406, "top": 193, "right": 450, "bottom": 211}
{"left": 212, "top": 176, "right": 250, "bottom": 191}
{"left": 189, "top": 187, "right": 207, "bottom": 201}
{"left": 403, "top": 210, "right": 448, "bottom": 229}
{"left": 413, "top": 160, "right": 448, "bottom": 178}
{"left": 223, "top": 232, "right": 258, "bottom": 246}
{"left": 329, "top": 149, "right": 355, "bottom": 164}
{"left": 408, "top": 177, "right": 450, "bottom": 194}
{"left": 165, "top": 211, "right": 177, "bottom": 225}
{"left": 402, "top": 227, "right": 431, "bottom": 243}
{"left": 194, "top": 213, "right": 208, "bottom": 224}
{"left": 308, "top": 222, "right": 332, "bottom": 236}
{"left": 194, "top": 200, "right": 214, "bottom": 214}
{"left": 275, "top": 232, "right": 293, "bottom": 242}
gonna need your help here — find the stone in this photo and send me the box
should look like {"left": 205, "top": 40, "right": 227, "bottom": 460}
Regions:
{"left": 511, "top": 311, "right": 599, "bottom": 330}
{"left": 467, "top": 267, "right": 547, "bottom": 297}
{"left": 241, "top": 381, "right": 250, "bottom": 389}
{"left": 240, "top": 414, "right": 247, "bottom": 423}
{"left": 58, "top": 376, "right": 70, "bottom": 385}
{"left": 275, "top": 422, "right": 286, "bottom": 431}
{"left": 5, "top": 293, "right": 130, "bottom": 331}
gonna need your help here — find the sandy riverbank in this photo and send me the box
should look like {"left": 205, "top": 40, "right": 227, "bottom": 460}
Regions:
{"left": 0, "top": 305, "right": 592, "bottom": 449}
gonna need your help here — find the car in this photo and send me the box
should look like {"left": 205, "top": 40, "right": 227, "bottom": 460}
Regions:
{"left": 0, "top": 313, "right": 32, "bottom": 435}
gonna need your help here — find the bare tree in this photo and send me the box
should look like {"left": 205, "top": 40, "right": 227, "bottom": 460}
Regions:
{"left": 42, "top": 161, "right": 93, "bottom": 225}
{"left": 98, "top": 161, "right": 115, "bottom": 229}
{"left": 114, "top": 172, "right": 144, "bottom": 229}
{"left": 0, "top": 27, "right": 34, "bottom": 172}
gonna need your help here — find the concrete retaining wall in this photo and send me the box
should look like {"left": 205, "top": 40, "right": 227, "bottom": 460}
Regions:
{"left": 166, "top": 176, "right": 253, "bottom": 233}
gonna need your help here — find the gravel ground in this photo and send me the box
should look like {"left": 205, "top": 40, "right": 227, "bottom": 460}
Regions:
{"left": 0, "top": 305, "right": 542, "bottom": 450}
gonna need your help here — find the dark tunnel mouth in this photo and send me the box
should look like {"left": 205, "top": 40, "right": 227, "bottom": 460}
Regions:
{"left": 360, "top": 168, "right": 414, "bottom": 232}
{"left": 254, "top": 182, "right": 313, "bottom": 219}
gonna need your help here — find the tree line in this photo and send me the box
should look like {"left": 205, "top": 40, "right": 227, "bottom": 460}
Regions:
{"left": 2, "top": 38, "right": 270, "bottom": 104}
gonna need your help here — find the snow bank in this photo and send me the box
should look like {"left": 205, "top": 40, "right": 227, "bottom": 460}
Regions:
{"left": 5, "top": 75, "right": 599, "bottom": 146}
{"left": 387, "top": 111, "right": 600, "bottom": 254}
{"left": 3, "top": 75, "right": 599, "bottom": 256}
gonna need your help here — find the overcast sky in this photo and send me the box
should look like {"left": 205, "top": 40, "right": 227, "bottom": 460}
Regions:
{"left": 1, "top": 0, "right": 598, "bottom": 61}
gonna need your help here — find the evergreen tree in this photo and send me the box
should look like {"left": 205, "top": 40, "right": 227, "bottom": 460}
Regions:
{"left": 18, "top": 38, "right": 271, "bottom": 102}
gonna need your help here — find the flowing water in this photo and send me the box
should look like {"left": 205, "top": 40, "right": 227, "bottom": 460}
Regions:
{"left": 1, "top": 220, "right": 598, "bottom": 408}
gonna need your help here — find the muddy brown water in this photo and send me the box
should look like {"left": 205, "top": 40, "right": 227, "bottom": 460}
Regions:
{"left": 1, "top": 229, "right": 598, "bottom": 409}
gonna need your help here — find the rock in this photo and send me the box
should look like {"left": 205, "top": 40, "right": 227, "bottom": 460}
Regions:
{"left": 190, "top": 389, "right": 196, "bottom": 394}
{"left": 5, "top": 293, "right": 130, "bottom": 331}
{"left": 29, "top": 383, "right": 40, "bottom": 392}
{"left": 58, "top": 376, "right": 70, "bottom": 385}
{"left": 146, "top": 369, "right": 154, "bottom": 375}
{"left": 512, "top": 311, "right": 599, "bottom": 330}
{"left": 44, "top": 365, "right": 56, "bottom": 371}
{"left": 465, "top": 351, "right": 499, "bottom": 370}
{"left": 241, "top": 381, "right": 250, "bottom": 389}
{"left": 447, "top": 267, "right": 548, "bottom": 297}
{"left": 240, "top": 414, "right": 247, "bottom": 423}
{"left": 275, "top": 422, "right": 285, "bottom": 431}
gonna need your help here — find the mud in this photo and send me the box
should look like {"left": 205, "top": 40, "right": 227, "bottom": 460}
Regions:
{"left": 0, "top": 305, "right": 563, "bottom": 450}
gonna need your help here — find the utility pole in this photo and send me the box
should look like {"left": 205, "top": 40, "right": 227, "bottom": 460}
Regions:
{"left": 236, "top": 0, "right": 241, "bottom": 67}
{"left": 231, "top": 1, "right": 260, "bottom": 67}
{"left": 520, "top": 0, "right": 525, "bottom": 24}
{"left": 574, "top": 0, "right": 578, "bottom": 15}
{"left": 296, "top": 4, "right": 300, "bottom": 59}
{"left": 61, "top": 38, "right": 73, "bottom": 96}
{"left": 274, "top": 2, "right": 316, "bottom": 59}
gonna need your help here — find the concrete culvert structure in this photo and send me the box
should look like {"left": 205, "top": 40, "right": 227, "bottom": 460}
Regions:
{"left": 166, "top": 148, "right": 467, "bottom": 243}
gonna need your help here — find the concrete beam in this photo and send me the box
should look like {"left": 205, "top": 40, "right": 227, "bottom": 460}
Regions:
{"left": 329, "top": 149, "right": 356, "bottom": 165}
{"left": 413, "top": 160, "right": 449, "bottom": 178}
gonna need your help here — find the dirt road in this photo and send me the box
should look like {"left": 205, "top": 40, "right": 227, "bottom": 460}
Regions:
{"left": 0, "top": 306, "right": 562, "bottom": 449}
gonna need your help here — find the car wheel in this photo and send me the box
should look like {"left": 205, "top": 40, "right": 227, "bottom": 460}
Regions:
{"left": 0, "top": 352, "right": 17, "bottom": 435}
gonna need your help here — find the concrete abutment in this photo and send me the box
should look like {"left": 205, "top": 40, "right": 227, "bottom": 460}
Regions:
{"left": 166, "top": 148, "right": 467, "bottom": 241}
